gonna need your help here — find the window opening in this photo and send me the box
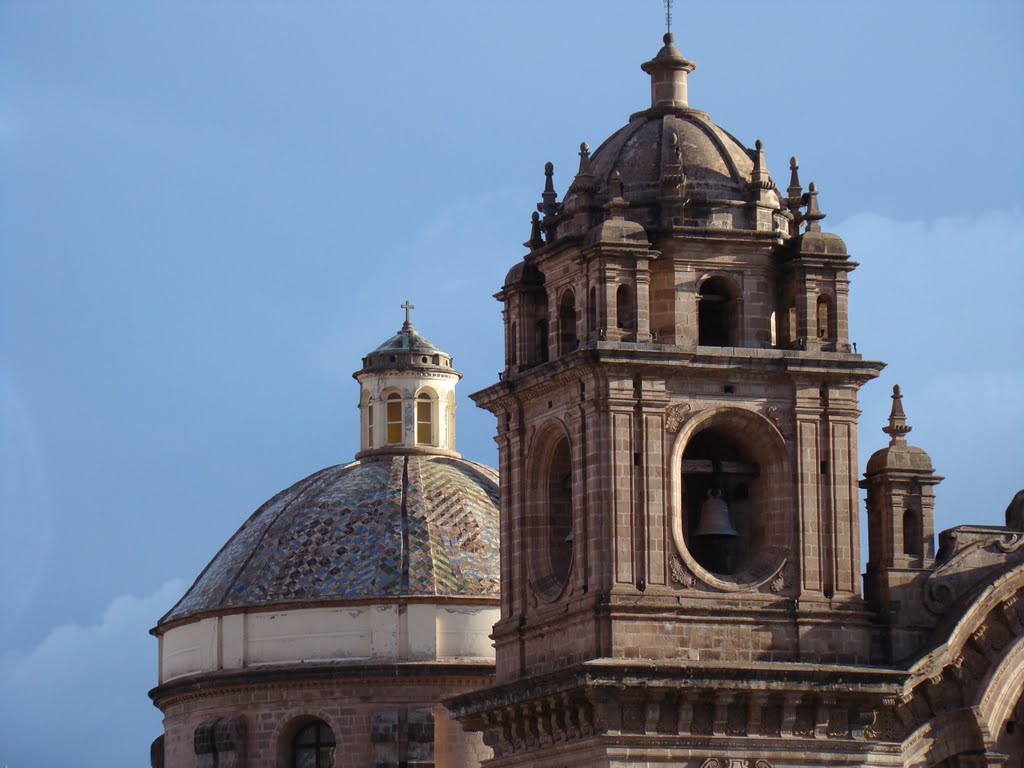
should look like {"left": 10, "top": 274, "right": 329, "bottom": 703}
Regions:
{"left": 367, "top": 404, "right": 375, "bottom": 447}
{"left": 698, "top": 277, "right": 735, "bottom": 346}
{"left": 416, "top": 393, "right": 433, "bottom": 445}
{"left": 616, "top": 284, "right": 634, "bottom": 334}
{"left": 292, "top": 721, "right": 336, "bottom": 768}
{"left": 386, "top": 394, "right": 403, "bottom": 444}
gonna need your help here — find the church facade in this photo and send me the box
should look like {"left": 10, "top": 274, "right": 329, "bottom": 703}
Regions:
{"left": 149, "top": 26, "right": 1024, "bottom": 768}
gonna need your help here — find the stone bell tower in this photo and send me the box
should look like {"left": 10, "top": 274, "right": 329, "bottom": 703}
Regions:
{"left": 448, "top": 30, "right": 909, "bottom": 768}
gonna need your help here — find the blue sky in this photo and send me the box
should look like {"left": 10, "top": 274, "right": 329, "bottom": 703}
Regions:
{"left": 1, "top": 2, "right": 1022, "bottom": 765}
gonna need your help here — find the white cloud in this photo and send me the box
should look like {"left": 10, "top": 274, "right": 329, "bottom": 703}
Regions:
{"left": 0, "top": 579, "right": 185, "bottom": 768}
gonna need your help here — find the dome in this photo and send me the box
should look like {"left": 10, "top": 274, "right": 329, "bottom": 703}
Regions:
{"left": 565, "top": 111, "right": 768, "bottom": 209}
{"left": 159, "top": 454, "right": 500, "bottom": 626}
{"left": 557, "top": 34, "right": 784, "bottom": 234}
{"left": 865, "top": 443, "right": 935, "bottom": 475}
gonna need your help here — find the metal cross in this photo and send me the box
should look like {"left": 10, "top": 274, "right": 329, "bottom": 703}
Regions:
{"left": 664, "top": 0, "right": 673, "bottom": 34}
{"left": 401, "top": 299, "right": 415, "bottom": 325}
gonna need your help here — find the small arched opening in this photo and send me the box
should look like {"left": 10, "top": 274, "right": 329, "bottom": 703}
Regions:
{"left": 698, "top": 277, "right": 737, "bottom": 347}
{"left": 816, "top": 294, "right": 833, "bottom": 340}
{"left": 292, "top": 720, "right": 336, "bottom": 768}
{"left": 558, "top": 290, "right": 577, "bottom": 356}
{"left": 903, "top": 507, "right": 922, "bottom": 556}
{"left": 385, "top": 392, "right": 403, "bottom": 444}
{"left": 616, "top": 284, "right": 635, "bottom": 336}
{"left": 588, "top": 286, "right": 597, "bottom": 338}
{"left": 535, "top": 319, "right": 549, "bottom": 363}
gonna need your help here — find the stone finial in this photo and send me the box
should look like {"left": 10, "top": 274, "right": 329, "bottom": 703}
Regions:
{"left": 538, "top": 161, "right": 559, "bottom": 215}
{"left": 524, "top": 211, "right": 544, "bottom": 250}
{"left": 802, "top": 181, "right": 826, "bottom": 232}
{"left": 604, "top": 170, "right": 629, "bottom": 219}
{"left": 787, "top": 156, "right": 803, "bottom": 206}
{"left": 1005, "top": 489, "right": 1024, "bottom": 530}
{"left": 749, "top": 138, "right": 776, "bottom": 192}
{"left": 640, "top": 32, "right": 696, "bottom": 109}
{"left": 569, "top": 141, "right": 597, "bottom": 197}
{"left": 578, "top": 142, "right": 593, "bottom": 175}
{"left": 882, "top": 384, "right": 913, "bottom": 445}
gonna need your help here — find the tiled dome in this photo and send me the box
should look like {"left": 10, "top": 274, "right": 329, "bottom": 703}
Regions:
{"left": 160, "top": 454, "right": 499, "bottom": 625}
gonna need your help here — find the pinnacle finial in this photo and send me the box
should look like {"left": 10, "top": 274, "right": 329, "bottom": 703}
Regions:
{"left": 749, "top": 138, "right": 775, "bottom": 192}
{"left": 401, "top": 299, "right": 415, "bottom": 328}
{"left": 664, "top": 0, "right": 673, "bottom": 35}
{"left": 882, "top": 384, "right": 913, "bottom": 445}
{"left": 577, "top": 141, "right": 593, "bottom": 175}
{"left": 803, "top": 181, "right": 826, "bottom": 232}
{"left": 538, "top": 161, "right": 558, "bottom": 216}
{"left": 524, "top": 211, "right": 544, "bottom": 250}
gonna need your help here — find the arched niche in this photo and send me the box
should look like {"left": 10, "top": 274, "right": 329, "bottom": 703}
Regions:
{"left": 669, "top": 406, "right": 792, "bottom": 589}
{"left": 526, "top": 420, "right": 575, "bottom": 600}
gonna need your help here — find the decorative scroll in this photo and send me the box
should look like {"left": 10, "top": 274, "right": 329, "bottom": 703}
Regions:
{"left": 665, "top": 402, "right": 692, "bottom": 433}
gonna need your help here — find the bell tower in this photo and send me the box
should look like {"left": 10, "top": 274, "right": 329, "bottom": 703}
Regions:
{"left": 451, "top": 30, "right": 891, "bottom": 768}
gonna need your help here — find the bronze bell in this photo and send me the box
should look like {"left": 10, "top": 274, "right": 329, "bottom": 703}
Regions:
{"left": 694, "top": 490, "right": 738, "bottom": 537}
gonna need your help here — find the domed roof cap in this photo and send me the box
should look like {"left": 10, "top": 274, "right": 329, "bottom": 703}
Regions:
{"left": 358, "top": 301, "right": 458, "bottom": 375}
{"left": 159, "top": 454, "right": 500, "bottom": 626}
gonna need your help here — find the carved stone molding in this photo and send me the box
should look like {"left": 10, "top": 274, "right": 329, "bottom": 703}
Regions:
{"left": 669, "top": 554, "right": 696, "bottom": 587}
{"left": 701, "top": 759, "right": 774, "bottom": 768}
{"left": 665, "top": 402, "right": 692, "bottom": 433}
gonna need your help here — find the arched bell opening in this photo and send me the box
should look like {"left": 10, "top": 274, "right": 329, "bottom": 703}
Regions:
{"left": 682, "top": 428, "right": 762, "bottom": 575}
{"left": 697, "top": 276, "right": 737, "bottom": 346}
{"left": 671, "top": 407, "right": 792, "bottom": 588}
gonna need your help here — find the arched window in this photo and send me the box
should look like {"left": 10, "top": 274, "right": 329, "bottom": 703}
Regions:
{"left": 509, "top": 322, "right": 517, "bottom": 366}
{"left": 386, "top": 393, "right": 403, "bottom": 444}
{"left": 292, "top": 721, "right": 335, "bottom": 768}
{"left": 816, "top": 294, "right": 832, "bottom": 340}
{"left": 416, "top": 392, "right": 433, "bottom": 445}
{"left": 697, "top": 277, "right": 736, "bottom": 346}
{"left": 616, "top": 284, "right": 634, "bottom": 334}
{"left": 547, "top": 436, "right": 573, "bottom": 586}
{"left": 367, "top": 403, "right": 375, "bottom": 447}
{"left": 903, "top": 508, "right": 922, "bottom": 556}
{"left": 769, "top": 310, "right": 777, "bottom": 348}
{"left": 535, "top": 319, "right": 549, "bottom": 363}
{"left": 558, "top": 291, "right": 577, "bottom": 356}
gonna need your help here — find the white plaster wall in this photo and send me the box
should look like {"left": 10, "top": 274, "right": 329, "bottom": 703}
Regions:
{"left": 356, "top": 370, "right": 460, "bottom": 452}
{"left": 159, "top": 602, "right": 498, "bottom": 683}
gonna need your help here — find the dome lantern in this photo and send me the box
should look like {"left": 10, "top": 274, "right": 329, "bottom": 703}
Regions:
{"left": 640, "top": 32, "right": 696, "bottom": 111}
{"left": 354, "top": 301, "right": 462, "bottom": 458}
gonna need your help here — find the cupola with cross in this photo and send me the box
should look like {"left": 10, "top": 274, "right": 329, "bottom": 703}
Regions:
{"left": 354, "top": 301, "right": 462, "bottom": 457}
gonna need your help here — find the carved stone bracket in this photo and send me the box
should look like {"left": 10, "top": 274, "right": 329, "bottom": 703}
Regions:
{"left": 669, "top": 554, "right": 696, "bottom": 587}
{"left": 700, "top": 759, "right": 774, "bottom": 768}
{"left": 665, "top": 402, "right": 692, "bottom": 433}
